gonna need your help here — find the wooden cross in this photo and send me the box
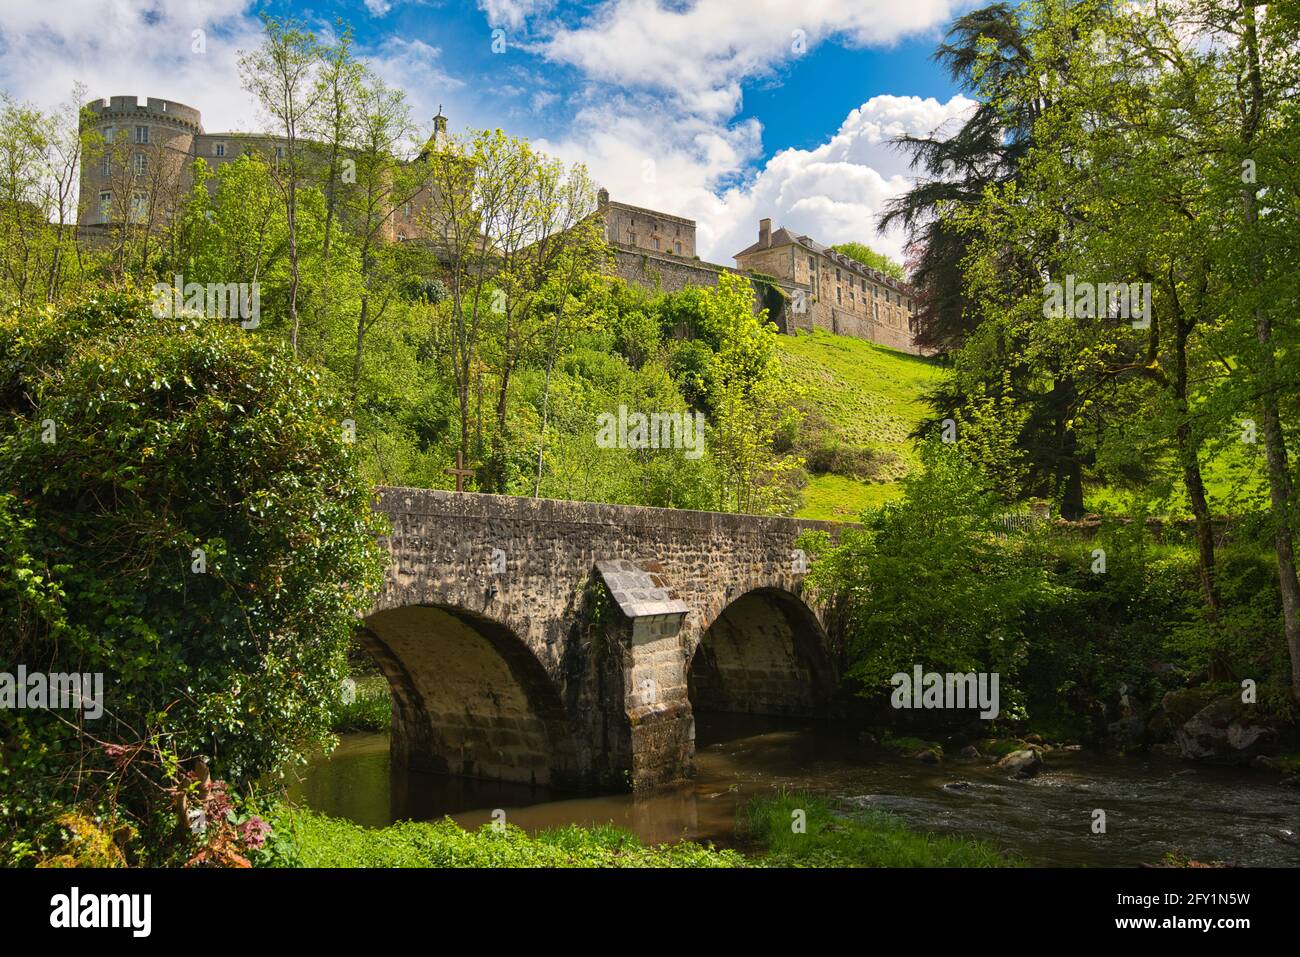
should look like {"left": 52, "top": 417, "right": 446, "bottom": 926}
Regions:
{"left": 447, "top": 450, "right": 474, "bottom": 492}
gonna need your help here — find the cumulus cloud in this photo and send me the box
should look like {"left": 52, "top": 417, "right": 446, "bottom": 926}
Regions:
{"left": 0, "top": 0, "right": 263, "bottom": 132}
{"left": 478, "top": 0, "right": 555, "bottom": 32}
{"left": 539, "top": 0, "right": 963, "bottom": 119}
{"left": 540, "top": 92, "right": 975, "bottom": 264}
{"left": 522, "top": 0, "right": 972, "bottom": 265}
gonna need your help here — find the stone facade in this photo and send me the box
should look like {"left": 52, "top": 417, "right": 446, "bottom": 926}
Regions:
{"left": 78, "top": 95, "right": 440, "bottom": 244}
{"left": 734, "top": 219, "right": 925, "bottom": 354}
{"left": 79, "top": 94, "right": 921, "bottom": 353}
{"left": 368, "top": 487, "right": 845, "bottom": 791}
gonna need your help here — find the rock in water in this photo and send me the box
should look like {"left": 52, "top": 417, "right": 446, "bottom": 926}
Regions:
{"left": 996, "top": 749, "right": 1043, "bottom": 778}
{"left": 1175, "top": 695, "right": 1278, "bottom": 765}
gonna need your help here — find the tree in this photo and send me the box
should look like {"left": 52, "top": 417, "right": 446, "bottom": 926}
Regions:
{"left": 239, "top": 15, "right": 323, "bottom": 356}
{"left": 703, "top": 272, "right": 803, "bottom": 514}
{"left": 830, "top": 242, "right": 905, "bottom": 281}
{"left": 0, "top": 87, "right": 93, "bottom": 306}
{"left": 0, "top": 290, "right": 387, "bottom": 859}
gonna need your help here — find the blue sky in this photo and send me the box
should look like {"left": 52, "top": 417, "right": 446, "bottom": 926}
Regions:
{"left": 0, "top": 0, "right": 977, "bottom": 262}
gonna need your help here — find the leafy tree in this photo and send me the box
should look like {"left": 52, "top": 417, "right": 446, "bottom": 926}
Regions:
{"left": 0, "top": 291, "right": 386, "bottom": 858}
{"left": 802, "top": 439, "right": 1056, "bottom": 714}
{"left": 830, "top": 242, "right": 905, "bottom": 281}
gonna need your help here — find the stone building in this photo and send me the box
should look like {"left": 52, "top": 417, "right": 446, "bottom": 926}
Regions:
{"left": 78, "top": 95, "right": 438, "bottom": 245}
{"left": 733, "top": 218, "right": 922, "bottom": 354}
{"left": 77, "top": 95, "right": 922, "bottom": 354}
{"left": 595, "top": 188, "right": 732, "bottom": 295}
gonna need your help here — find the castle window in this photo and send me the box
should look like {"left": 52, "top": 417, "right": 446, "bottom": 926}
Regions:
{"left": 133, "top": 153, "right": 147, "bottom": 175}
{"left": 130, "top": 192, "right": 147, "bottom": 223}
{"left": 98, "top": 191, "right": 111, "bottom": 218}
{"left": 873, "top": 302, "right": 879, "bottom": 320}
{"left": 102, "top": 125, "right": 113, "bottom": 143}
{"left": 652, "top": 237, "right": 660, "bottom": 251}
{"left": 275, "top": 146, "right": 285, "bottom": 159}
{"left": 100, "top": 156, "right": 110, "bottom": 177}
{"left": 836, "top": 287, "right": 842, "bottom": 304}
{"left": 403, "top": 202, "right": 412, "bottom": 219}
{"left": 674, "top": 242, "right": 682, "bottom": 255}
{"left": 627, "top": 232, "right": 636, "bottom": 245}
{"left": 397, "top": 231, "right": 406, "bottom": 241}
{"left": 836, "top": 268, "right": 841, "bottom": 281}
{"left": 134, "top": 125, "right": 149, "bottom": 144}
{"left": 215, "top": 143, "right": 226, "bottom": 157}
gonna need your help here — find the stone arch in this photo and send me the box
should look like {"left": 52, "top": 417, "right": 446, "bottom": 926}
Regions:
{"left": 688, "top": 587, "right": 837, "bottom": 717}
{"left": 357, "top": 604, "right": 581, "bottom": 789}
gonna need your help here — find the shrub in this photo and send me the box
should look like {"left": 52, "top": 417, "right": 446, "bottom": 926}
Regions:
{"left": 0, "top": 290, "right": 388, "bottom": 862}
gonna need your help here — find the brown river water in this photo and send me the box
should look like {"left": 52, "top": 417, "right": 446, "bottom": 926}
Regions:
{"left": 285, "top": 714, "right": 1300, "bottom": 866}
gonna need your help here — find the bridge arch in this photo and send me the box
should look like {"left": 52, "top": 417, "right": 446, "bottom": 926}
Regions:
{"left": 688, "top": 586, "right": 837, "bottom": 718}
{"left": 357, "top": 604, "right": 581, "bottom": 789}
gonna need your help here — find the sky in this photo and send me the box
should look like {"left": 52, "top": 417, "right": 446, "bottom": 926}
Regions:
{"left": 0, "top": 0, "right": 980, "bottom": 264}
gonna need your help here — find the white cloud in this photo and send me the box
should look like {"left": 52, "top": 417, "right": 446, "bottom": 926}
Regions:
{"left": 539, "top": 90, "right": 975, "bottom": 265}
{"left": 478, "top": 0, "right": 555, "bottom": 32}
{"left": 0, "top": 0, "right": 263, "bottom": 132}
{"left": 525, "top": 0, "right": 973, "bottom": 266}
{"left": 539, "top": 0, "right": 964, "bottom": 119}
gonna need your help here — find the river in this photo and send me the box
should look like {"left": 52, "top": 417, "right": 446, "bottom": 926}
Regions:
{"left": 286, "top": 714, "right": 1300, "bottom": 866}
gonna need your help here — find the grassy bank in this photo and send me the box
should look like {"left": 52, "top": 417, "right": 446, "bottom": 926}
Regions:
{"left": 775, "top": 330, "right": 944, "bottom": 521}
{"left": 264, "top": 794, "right": 1015, "bottom": 868}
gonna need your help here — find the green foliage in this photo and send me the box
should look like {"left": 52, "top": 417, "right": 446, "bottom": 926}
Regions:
{"left": 803, "top": 440, "right": 1058, "bottom": 714}
{"left": 329, "top": 678, "right": 392, "bottom": 733}
{"left": 0, "top": 290, "right": 387, "bottom": 858}
{"left": 266, "top": 804, "right": 747, "bottom": 868}
{"left": 830, "top": 242, "right": 906, "bottom": 282}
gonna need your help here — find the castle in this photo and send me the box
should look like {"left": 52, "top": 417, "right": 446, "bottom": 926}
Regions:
{"left": 79, "top": 95, "right": 922, "bottom": 354}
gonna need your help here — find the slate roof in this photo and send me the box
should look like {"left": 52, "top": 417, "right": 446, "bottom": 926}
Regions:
{"left": 734, "top": 227, "right": 912, "bottom": 293}
{"left": 595, "top": 559, "right": 690, "bottom": 619}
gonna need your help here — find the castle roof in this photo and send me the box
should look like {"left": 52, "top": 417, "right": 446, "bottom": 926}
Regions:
{"left": 734, "top": 227, "right": 911, "bottom": 292}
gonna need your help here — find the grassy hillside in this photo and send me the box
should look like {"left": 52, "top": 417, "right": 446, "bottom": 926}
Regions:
{"left": 775, "top": 329, "right": 944, "bottom": 521}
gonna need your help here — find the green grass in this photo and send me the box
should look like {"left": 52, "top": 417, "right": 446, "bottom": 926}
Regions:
{"left": 744, "top": 794, "right": 1018, "bottom": 868}
{"left": 776, "top": 330, "right": 944, "bottom": 521}
{"left": 263, "top": 794, "right": 1016, "bottom": 868}
{"left": 266, "top": 805, "right": 745, "bottom": 868}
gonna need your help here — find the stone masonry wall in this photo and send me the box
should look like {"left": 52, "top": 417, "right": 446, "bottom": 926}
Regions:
{"left": 369, "top": 487, "right": 844, "bottom": 790}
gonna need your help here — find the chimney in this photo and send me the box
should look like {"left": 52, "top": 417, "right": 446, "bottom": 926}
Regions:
{"left": 759, "top": 218, "right": 772, "bottom": 247}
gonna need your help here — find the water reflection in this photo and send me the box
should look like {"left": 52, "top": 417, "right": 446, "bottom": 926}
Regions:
{"left": 286, "top": 714, "right": 1300, "bottom": 866}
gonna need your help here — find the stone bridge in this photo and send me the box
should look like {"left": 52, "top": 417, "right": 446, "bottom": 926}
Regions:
{"left": 361, "top": 487, "right": 846, "bottom": 792}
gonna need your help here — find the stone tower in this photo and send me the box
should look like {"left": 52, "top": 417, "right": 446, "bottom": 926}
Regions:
{"left": 80, "top": 96, "right": 203, "bottom": 228}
